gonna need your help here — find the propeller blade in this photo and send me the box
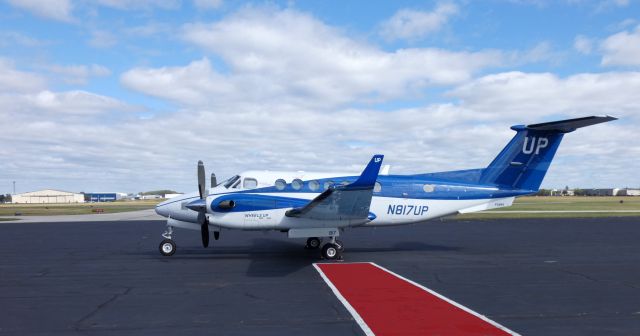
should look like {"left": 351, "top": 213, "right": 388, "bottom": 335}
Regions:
{"left": 201, "top": 222, "right": 209, "bottom": 247}
{"left": 197, "top": 161, "right": 209, "bottom": 248}
{"left": 198, "top": 212, "right": 209, "bottom": 248}
{"left": 197, "top": 160, "right": 206, "bottom": 199}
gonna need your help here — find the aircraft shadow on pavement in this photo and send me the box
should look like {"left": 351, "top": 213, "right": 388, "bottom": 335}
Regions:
{"left": 151, "top": 238, "right": 460, "bottom": 277}
{"left": 346, "top": 241, "right": 460, "bottom": 253}
{"left": 157, "top": 238, "right": 316, "bottom": 277}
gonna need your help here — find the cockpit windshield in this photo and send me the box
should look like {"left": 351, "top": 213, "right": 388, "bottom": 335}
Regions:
{"left": 222, "top": 175, "right": 241, "bottom": 189}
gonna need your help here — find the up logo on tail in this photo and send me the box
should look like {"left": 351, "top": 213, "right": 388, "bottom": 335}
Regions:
{"left": 523, "top": 136, "right": 549, "bottom": 155}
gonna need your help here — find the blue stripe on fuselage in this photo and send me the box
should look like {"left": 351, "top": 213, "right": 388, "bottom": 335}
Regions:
{"left": 226, "top": 174, "right": 533, "bottom": 200}
{"left": 210, "top": 194, "right": 310, "bottom": 212}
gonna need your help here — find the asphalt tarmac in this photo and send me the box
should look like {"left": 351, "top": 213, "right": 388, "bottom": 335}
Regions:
{"left": 1, "top": 217, "right": 639, "bottom": 335}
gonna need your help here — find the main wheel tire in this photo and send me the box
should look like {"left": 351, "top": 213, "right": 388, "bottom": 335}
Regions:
{"left": 306, "top": 237, "right": 321, "bottom": 249}
{"left": 322, "top": 243, "right": 340, "bottom": 260}
{"left": 159, "top": 239, "right": 176, "bottom": 256}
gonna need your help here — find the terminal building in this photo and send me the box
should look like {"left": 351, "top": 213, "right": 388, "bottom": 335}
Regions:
{"left": 583, "top": 188, "right": 640, "bottom": 196}
{"left": 12, "top": 189, "right": 84, "bottom": 204}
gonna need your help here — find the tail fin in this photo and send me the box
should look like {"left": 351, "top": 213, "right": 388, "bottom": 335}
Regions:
{"left": 480, "top": 116, "right": 616, "bottom": 191}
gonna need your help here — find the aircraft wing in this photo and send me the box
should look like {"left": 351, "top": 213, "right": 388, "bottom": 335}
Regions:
{"left": 285, "top": 155, "right": 383, "bottom": 221}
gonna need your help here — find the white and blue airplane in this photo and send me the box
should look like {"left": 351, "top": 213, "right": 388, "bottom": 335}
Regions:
{"left": 155, "top": 115, "right": 616, "bottom": 259}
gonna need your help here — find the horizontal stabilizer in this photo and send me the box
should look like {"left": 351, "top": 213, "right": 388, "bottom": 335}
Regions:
{"left": 523, "top": 115, "right": 617, "bottom": 133}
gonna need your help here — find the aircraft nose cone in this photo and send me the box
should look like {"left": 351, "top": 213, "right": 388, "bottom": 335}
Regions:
{"left": 155, "top": 201, "right": 170, "bottom": 217}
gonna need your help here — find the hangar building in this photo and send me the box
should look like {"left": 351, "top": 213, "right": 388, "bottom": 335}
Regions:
{"left": 12, "top": 189, "right": 84, "bottom": 204}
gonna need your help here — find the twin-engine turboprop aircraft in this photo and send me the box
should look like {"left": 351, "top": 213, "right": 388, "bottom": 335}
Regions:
{"left": 155, "top": 116, "right": 616, "bottom": 259}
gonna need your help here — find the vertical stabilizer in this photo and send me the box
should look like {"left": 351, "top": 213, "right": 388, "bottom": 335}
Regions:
{"left": 480, "top": 116, "right": 616, "bottom": 191}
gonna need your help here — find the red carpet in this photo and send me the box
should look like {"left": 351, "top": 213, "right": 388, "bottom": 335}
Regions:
{"left": 315, "top": 262, "right": 518, "bottom": 336}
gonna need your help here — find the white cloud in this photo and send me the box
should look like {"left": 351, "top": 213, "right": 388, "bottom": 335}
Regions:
{"left": 0, "top": 58, "right": 47, "bottom": 92}
{"left": 574, "top": 35, "right": 593, "bottom": 54}
{"left": 379, "top": 2, "right": 459, "bottom": 41}
{"left": 176, "top": 7, "right": 502, "bottom": 107}
{"left": 600, "top": 25, "right": 640, "bottom": 66}
{"left": 124, "top": 23, "right": 172, "bottom": 38}
{"left": 2, "top": 6, "right": 638, "bottom": 194}
{"left": 121, "top": 58, "right": 233, "bottom": 105}
{"left": 95, "top": 0, "right": 180, "bottom": 10}
{"left": 449, "top": 71, "right": 640, "bottom": 120}
{"left": 88, "top": 30, "right": 118, "bottom": 48}
{"left": 6, "top": 0, "right": 73, "bottom": 22}
{"left": 596, "top": 0, "right": 630, "bottom": 11}
{"left": 4, "top": 69, "right": 639, "bottom": 193}
{"left": 45, "top": 64, "right": 111, "bottom": 84}
{"left": 1, "top": 90, "right": 129, "bottom": 116}
{"left": 514, "top": 41, "right": 564, "bottom": 64}
{"left": 194, "top": 0, "right": 223, "bottom": 10}
{"left": 0, "top": 31, "right": 50, "bottom": 48}
{"left": 29, "top": 90, "right": 126, "bottom": 115}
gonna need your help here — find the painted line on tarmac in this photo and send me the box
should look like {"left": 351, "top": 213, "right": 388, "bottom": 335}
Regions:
{"left": 314, "top": 262, "right": 520, "bottom": 336}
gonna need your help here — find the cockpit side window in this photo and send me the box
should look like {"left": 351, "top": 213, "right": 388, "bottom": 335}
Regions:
{"left": 223, "top": 175, "right": 241, "bottom": 189}
{"left": 243, "top": 178, "right": 258, "bottom": 189}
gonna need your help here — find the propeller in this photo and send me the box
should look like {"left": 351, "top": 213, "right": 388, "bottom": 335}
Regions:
{"left": 197, "top": 160, "right": 209, "bottom": 248}
{"left": 211, "top": 173, "right": 217, "bottom": 188}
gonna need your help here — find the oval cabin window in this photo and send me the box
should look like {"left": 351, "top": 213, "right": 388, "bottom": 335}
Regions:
{"left": 275, "top": 179, "right": 286, "bottom": 190}
{"left": 423, "top": 184, "right": 435, "bottom": 192}
{"left": 308, "top": 180, "right": 319, "bottom": 191}
{"left": 292, "top": 179, "right": 303, "bottom": 190}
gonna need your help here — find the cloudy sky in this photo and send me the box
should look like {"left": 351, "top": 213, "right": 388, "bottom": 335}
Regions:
{"left": 1, "top": 0, "right": 639, "bottom": 194}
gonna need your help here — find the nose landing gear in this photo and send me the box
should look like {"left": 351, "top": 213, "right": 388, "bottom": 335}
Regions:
{"left": 159, "top": 226, "right": 176, "bottom": 256}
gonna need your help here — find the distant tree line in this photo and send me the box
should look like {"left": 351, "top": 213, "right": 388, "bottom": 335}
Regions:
{"left": 139, "top": 190, "right": 178, "bottom": 196}
{"left": 533, "top": 188, "right": 588, "bottom": 196}
{"left": 0, "top": 194, "right": 12, "bottom": 203}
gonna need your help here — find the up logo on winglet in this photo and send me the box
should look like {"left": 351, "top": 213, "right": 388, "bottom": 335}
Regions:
{"left": 523, "top": 136, "right": 549, "bottom": 155}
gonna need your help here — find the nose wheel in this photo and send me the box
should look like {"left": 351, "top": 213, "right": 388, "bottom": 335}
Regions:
{"left": 159, "top": 239, "right": 176, "bottom": 256}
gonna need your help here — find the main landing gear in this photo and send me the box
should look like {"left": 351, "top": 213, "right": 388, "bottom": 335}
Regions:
{"left": 306, "top": 236, "right": 344, "bottom": 260}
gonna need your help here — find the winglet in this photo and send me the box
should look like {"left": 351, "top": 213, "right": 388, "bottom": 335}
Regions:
{"left": 349, "top": 154, "right": 384, "bottom": 189}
